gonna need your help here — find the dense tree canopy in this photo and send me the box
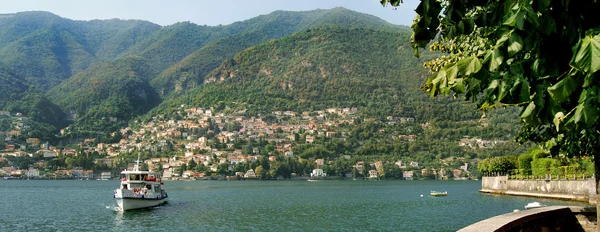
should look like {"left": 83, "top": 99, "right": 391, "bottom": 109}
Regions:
{"left": 382, "top": 0, "right": 600, "bottom": 157}
{"left": 382, "top": 0, "right": 600, "bottom": 223}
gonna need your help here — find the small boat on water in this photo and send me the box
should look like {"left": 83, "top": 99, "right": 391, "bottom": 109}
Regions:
{"left": 524, "top": 202, "right": 546, "bottom": 209}
{"left": 114, "top": 156, "right": 168, "bottom": 211}
{"left": 430, "top": 191, "right": 448, "bottom": 197}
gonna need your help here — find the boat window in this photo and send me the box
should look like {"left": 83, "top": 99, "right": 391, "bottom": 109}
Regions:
{"left": 131, "top": 175, "right": 137, "bottom": 180}
{"left": 122, "top": 184, "right": 127, "bottom": 189}
{"left": 146, "top": 185, "right": 152, "bottom": 190}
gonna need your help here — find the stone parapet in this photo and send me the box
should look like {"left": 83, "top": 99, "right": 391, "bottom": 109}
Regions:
{"left": 481, "top": 176, "right": 597, "bottom": 204}
{"left": 459, "top": 206, "right": 596, "bottom": 232}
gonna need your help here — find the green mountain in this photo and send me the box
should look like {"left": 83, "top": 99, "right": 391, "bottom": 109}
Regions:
{"left": 38, "top": 8, "right": 408, "bottom": 137}
{"left": 0, "top": 11, "right": 161, "bottom": 91}
{"left": 151, "top": 7, "right": 404, "bottom": 97}
{"left": 45, "top": 57, "right": 160, "bottom": 134}
{"left": 122, "top": 22, "right": 224, "bottom": 72}
{"left": 147, "top": 26, "right": 523, "bottom": 162}
{"left": 160, "top": 27, "right": 424, "bottom": 116}
{"left": 83, "top": 19, "right": 161, "bottom": 61}
{"left": 0, "top": 7, "right": 522, "bottom": 156}
{"left": 0, "top": 64, "right": 28, "bottom": 109}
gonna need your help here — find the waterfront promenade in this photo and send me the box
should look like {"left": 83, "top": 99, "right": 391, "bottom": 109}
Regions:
{"left": 459, "top": 176, "right": 598, "bottom": 231}
{"left": 459, "top": 206, "right": 597, "bottom": 232}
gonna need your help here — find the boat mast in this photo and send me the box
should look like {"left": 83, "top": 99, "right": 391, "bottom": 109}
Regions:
{"left": 134, "top": 153, "right": 142, "bottom": 172}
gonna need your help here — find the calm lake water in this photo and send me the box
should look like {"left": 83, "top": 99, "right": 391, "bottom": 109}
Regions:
{"left": 0, "top": 179, "right": 590, "bottom": 231}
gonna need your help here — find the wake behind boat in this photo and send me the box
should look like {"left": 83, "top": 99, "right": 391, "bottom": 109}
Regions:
{"left": 114, "top": 156, "right": 168, "bottom": 211}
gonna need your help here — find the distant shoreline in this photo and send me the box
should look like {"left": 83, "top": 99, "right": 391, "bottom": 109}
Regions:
{"left": 1, "top": 177, "right": 479, "bottom": 181}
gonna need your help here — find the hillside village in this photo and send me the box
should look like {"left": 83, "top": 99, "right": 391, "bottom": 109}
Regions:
{"left": 0, "top": 106, "right": 498, "bottom": 180}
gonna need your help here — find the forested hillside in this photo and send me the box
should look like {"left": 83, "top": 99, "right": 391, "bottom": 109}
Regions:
{"left": 158, "top": 26, "right": 505, "bottom": 124}
{"left": 0, "top": 64, "right": 28, "bottom": 109}
{"left": 45, "top": 57, "right": 161, "bottom": 135}
{"left": 150, "top": 7, "right": 404, "bottom": 97}
{"left": 0, "top": 8, "right": 525, "bottom": 164}
{"left": 0, "top": 12, "right": 161, "bottom": 91}
{"left": 146, "top": 26, "right": 524, "bottom": 161}
{"left": 0, "top": 8, "right": 414, "bottom": 141}
{"left": 163, "top": 27, "right": 417, "bottom": 115}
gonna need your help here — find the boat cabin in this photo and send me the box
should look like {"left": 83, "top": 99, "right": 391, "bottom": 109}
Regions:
{"left": 120, "top": 171, "right": 162, "bottom": 192}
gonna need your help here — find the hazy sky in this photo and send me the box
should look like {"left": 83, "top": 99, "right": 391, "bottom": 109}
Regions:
{"left": 0, "top": 0, "right": 419, "bottom": 26}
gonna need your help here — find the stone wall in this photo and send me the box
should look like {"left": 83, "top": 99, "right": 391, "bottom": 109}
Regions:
{"left": 481, "top": 176, "right": 597, "bottom": 204}
{"left": 482, "top": 175, "right": 508, "bottom": 191}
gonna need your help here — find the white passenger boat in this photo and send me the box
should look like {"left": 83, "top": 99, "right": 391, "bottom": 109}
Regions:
{"left": 114, "top": 157, "right": 167, "bottom": 211}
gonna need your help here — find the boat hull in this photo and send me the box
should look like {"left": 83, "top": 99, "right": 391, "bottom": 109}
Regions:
{"left": 430, "top": 194, "right": 447, "bottom": 197}
{"left": 115, "top": 197, "right": 167, "bottom": 211}
{"left": 430, "top": 191, "right": 448, "bottom": 197}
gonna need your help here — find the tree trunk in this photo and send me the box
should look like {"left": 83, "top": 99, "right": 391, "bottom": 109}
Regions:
{"left": 595, "top": 154, "right": 600, "bottom": 227}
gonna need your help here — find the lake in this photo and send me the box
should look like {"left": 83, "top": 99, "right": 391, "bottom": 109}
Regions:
{"left": 0, "top": 179, "right": 590, "bottom": 231}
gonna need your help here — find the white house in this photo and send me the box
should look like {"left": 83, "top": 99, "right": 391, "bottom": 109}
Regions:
{"left": 100, "top": 172, "right": 112, "bottom": 180}
{"left": 244, "top": 169, "right": 257, "bottom": 178}
{"left": 311, "top": 169, "right": 326, "bottom": 177}
{"left": 460, "top": 163, "right": 469, "bottom": 172}
{"left": 25, "top": 168, "right": 40, "bottom": 178}
{"left": 33, "top": 149, "right": 57, "bottom": 158}
{"left": 368, "top": 170, "right": 379, "bottom": 179}
{"left": 403, "top": 171, "right": 414, "bottom": 180}
{"left": 395, "top": 161, "right": 407, "bottom": 169}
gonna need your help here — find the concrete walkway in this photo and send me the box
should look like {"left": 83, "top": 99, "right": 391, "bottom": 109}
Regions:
{"left": 480, "top": 189, "right": 589, "bottom": 202}
{"left": 459, "top": 206, "right": 597, "bottom": 232}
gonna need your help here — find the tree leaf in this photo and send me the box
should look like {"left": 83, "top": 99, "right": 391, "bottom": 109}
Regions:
{"left": 570, "top": 33, "right": 600, "bottom": 74}
{"left": 446, "top": 65, "right": 458, "bottom": 83}
{"left": 524, "top": 6, "right": 539, "bottom": 28}
{"left": 430, "top": 68, "right": 447, "bottom": 96}
{"left": 380, "top": 0, "right": 401, "bottom": 7}
{"left": 507, "top": 33, "right": 523, "bottom": 57}
{"left": 538, "top": 0, "right": 551, "bottom": 13}
{"left": 490, "top": 48, "right": 504, "bottom": 71}
{"left": 553, "top": 112, "right": 564, "bottom": 131}
{"left": 494, "top": 28, "right": 512, "bottom": 48}
{"left": 498, "top": 80, "right": 508, "bottom": 102}
{"left": 520, "top": 101, "right": 537, "bottom": 125}
{"left": 571, "top": 100, "right": 599, "bottom": 126}
{"left": 451, "top": 78, "right": 465, "bottom": 94}
{"left": 519, "top": 79, "right": 530, "bottom": 102}
{"left": 510, "top": 78, "right": 531, "bottom": 103}
{"left": 503, "top": 10, "right": 519, "bottom": 27}
{"left": 455, "top": 56, "right": 482, "bottom": 76}
{"left": 547, "top": 76, "right": 576, "bottom": 103}
{"left": 515, "top": 11, "right": 526, "bottom": 30}
{"left": 578, "top": 89, "right": 588, "bottom": 104}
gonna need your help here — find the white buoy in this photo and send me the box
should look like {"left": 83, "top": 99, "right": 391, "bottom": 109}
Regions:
{"left": 420, "top": 194, "right": 423, "bottom": 197}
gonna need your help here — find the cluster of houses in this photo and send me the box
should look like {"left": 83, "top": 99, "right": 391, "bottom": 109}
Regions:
{"left": 0, "top": 164, "right": 95, "bottom": 179}
{"left": 0, "top": 106, "right": 473, "bottom": 180}
{"left": 458, "top": 137, "right": 508, "bottom": 149}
